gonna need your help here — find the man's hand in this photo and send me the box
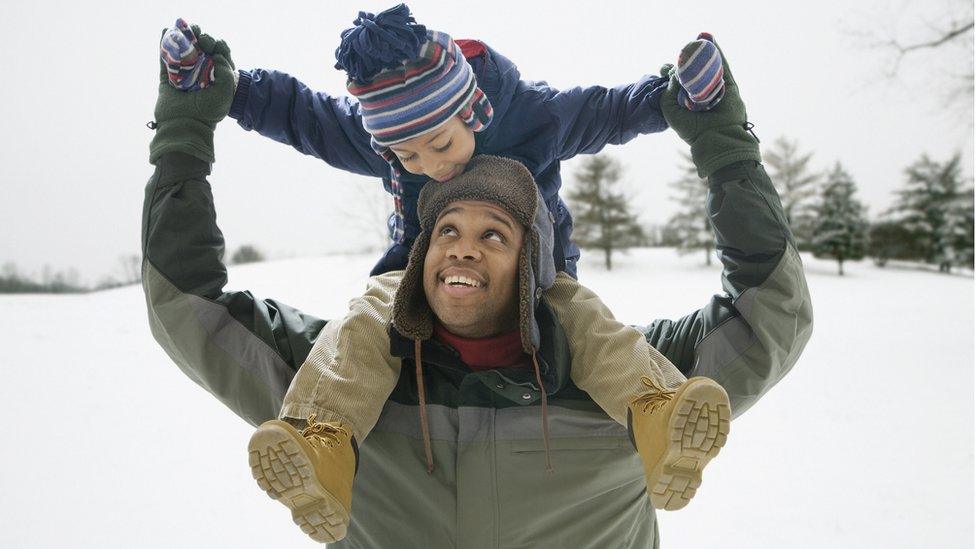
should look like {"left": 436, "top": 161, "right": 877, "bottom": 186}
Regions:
{"left": 660, "top": 35, "right": 761, "bottom": 179}
{"left": 149, "top": 20, "right": 236, "bottom": 165}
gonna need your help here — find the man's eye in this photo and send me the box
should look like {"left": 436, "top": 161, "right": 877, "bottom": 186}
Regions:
{"left": 434, "top": 140, "right": 453, "bottom": 153}
{"left": 484, "top": 230, "right": 503, "bottom": 243}
{"left": 439, "top": 226, "right": 458, "bottom": 237}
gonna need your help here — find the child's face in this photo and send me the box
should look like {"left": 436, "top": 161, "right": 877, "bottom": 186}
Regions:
{"left": 389, "top": 115, "right": 476, "bottom": 182}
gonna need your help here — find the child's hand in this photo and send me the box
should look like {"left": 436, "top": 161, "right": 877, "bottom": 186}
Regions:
{"left": 149, "top": 19, "right": 236, "bottom": 164}
{"left": 161, "top": 19, "right": 217, "bottom": 92}
{"left": 676, "top": 35, "right": 725, "bottom": 112}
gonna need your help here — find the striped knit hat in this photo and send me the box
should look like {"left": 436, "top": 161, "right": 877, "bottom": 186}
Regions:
{"left": 334, "top": 4, "right": 493, "bottom": 154}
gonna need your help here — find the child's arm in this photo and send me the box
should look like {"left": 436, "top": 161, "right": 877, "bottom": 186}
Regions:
{"left": 541, "top": 73, "right": 670, "bottom": 161}
{"left": 229, "top": 69, "right": 390, "bottom": 178}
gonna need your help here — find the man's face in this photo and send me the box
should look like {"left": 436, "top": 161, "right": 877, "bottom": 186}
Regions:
{"left": 423, "top": 200, "right": 525, "bottom": 338}
{"left": 389, "top": 115, "right": 476, "bottom": 182}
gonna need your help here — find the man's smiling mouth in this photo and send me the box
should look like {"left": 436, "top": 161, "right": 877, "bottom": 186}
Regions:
{"left": 438, "top": 270, "right": 487, "bottom": 297}
{"left": 443, "top": 275, "right": 483, "bottom": 288}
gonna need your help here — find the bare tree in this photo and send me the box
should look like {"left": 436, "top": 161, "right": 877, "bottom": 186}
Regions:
{"left": 341, "top": 183, "right": 394, "bottom": 252}
{"left": 765, "top": 137, "right": 820, "bottom": 249}
{"left": 664, "top": 153, "right": 714, "bottom": 265}
{"left": 853, "top": 0, "right": 974, "bottom": 114}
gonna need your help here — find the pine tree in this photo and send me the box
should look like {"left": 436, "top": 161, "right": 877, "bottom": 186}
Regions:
{"left": 566, "top": 155, "right": 645, "bottom": 270}
{"left": 664, "top": 153, "right": 714, "bottom": 265}
{"left": 958, "top": 189, "right": 975, "bottom": 269}
{"left": 811, "top": 163, "right": 869, "bottom": 275}
{"left": 888, "top": 154, "right": 973, "bottom": 273}
{"left": 765, "top": 137, "right": 819, "bottom": 248}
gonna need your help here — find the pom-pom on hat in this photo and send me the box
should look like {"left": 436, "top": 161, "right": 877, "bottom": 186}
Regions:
{"left": 334, "top": 4, "right": 493, "bottom": 153}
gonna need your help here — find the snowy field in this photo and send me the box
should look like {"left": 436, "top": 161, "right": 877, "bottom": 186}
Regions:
{"left": 0, "top": 248, "right": 971, "bottom": 548}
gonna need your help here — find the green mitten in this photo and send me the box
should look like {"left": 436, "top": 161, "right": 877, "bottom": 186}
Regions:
{"left": 149, "top": 24, "right": 235, "bottom": 165}
{"left": 660, "top": 38, "right": 761, "bottom": 179}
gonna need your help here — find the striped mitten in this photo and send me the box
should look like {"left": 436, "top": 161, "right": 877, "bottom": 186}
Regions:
{"left": 676, "top": 33, "right": 725, "bottom": 112}
{"left": 160, "top": 18, "right": 215, "bottom": 91}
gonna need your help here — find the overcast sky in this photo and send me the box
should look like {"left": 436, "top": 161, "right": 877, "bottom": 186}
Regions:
{"left": 1, "top": 0, "right": 972, "bottom": 284}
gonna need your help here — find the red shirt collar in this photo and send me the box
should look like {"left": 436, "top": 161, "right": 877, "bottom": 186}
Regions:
{"left": 432, "top": 322, "right": 530, "bottom": 371}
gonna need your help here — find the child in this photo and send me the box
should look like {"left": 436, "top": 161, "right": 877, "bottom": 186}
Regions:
{"left": 158, "top": 7, "right": 730, "bottom": 543}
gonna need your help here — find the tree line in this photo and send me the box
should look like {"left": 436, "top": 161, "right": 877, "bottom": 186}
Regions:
{"left": 0, "top": 245, "right": 266, "bottom": 294}
{"left": 566, "top": 142, "right": 974, "bottom": 275}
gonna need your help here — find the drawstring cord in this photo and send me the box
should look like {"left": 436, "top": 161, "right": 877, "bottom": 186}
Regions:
{"left": 631, "top": 376, "right": 676, "bottom": 414}
{"left": 531, "top": 354, "right": 553, "bottom": 474}
{"left": 414, "top": 339, "right": 435, "bottom": 474}
{"left": 743, "top": 121, "right": 759, "bottom": 143}
{"left": 412, "top": 339, "right": 552, "bottom": 475}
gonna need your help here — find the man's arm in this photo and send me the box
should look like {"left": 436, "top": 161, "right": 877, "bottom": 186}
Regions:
{"left": 638, "top": 160, "right": 813, "bottom": 418}
{"left": 229, "top": 69, "right": 390, "bottom": 178}
{"left": 142, "top": 152, "right": 327, "bottom": 426}
{"left": 540, "top": 73, "right": 670, "bottom": 161}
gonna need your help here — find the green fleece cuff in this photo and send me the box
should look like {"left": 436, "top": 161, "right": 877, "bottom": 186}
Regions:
{"left": 149, "top": 118, "right": 215, "bottom": 165}
{"left": 691, "top": 125, "right": 762, "bottom": 179}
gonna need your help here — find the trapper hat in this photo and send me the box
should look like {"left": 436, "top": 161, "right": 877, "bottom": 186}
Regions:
{"left": 334, "top": 4, "right": 494, "bottom": 154}
{"left": 390, "top": 155, "right": 558, "bottom": 473}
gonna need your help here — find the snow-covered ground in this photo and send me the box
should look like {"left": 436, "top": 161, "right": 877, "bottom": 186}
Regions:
{"left": 0, "top": 249, "right": 971, "bottom": 548}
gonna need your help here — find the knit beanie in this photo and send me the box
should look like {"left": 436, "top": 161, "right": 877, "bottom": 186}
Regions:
{"left": 334, "top": 4, "right": 494, "bottom": 154}
{"left": 391, "top": 155, "right": 556, "bottom": 355}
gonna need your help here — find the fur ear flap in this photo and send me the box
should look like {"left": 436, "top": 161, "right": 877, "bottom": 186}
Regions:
{"left": 392, "top": 231, "right": 434, "bottom": 340}
{"left": 517, "top": 233, "right": 536, "bottom": 355}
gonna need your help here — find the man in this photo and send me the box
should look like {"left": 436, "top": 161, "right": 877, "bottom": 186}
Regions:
{"left": 143, "top": 30, "right": 811, "bottom": 548}
{"left": 246, "top": 153, "right": 736, "bottom": 543}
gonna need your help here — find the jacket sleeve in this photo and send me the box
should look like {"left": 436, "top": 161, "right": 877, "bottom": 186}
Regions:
{"left": 228, "top": 69, "right": 391, "bottom": 179}
{"left": 141, "top": 152, "right": 328, "bottom": 427}
{"left": 638, "top": 160, "right": 814, "bottom": 418}
{"left": 543, "top": 73, "right": 670, "bottom": 161}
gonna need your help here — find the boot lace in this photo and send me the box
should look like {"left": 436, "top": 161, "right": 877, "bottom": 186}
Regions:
{"left": 631, "top": 376, "right": 677, "bottom": 415}
{"left": 301, "top": 413, "right": 349, "bottom": 448}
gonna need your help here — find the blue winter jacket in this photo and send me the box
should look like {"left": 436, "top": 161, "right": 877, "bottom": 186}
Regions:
{"left": 228, "top": 40, "right": 669, "bottom": 277}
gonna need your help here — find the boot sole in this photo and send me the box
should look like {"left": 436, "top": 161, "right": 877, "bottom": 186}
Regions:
{"left": 248, "top": 423, "right": 349, "bottom": 543}
{"left": 648, "top": 378, "right": 731, "bottom": 511}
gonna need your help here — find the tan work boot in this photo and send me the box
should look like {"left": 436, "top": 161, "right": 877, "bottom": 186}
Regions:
{"left": 248, "top": 413, "right": 357, "bottom": 543}
{"left": 628, "top": 376, "right": 731, "bottom": 511}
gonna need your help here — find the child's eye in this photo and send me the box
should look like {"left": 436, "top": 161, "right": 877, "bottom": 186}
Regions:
{"left": 399, "top": 153, "right": 418, "bottom": 163}
{"left": 434, "top": 140, "right": 453, "bottom": 153}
